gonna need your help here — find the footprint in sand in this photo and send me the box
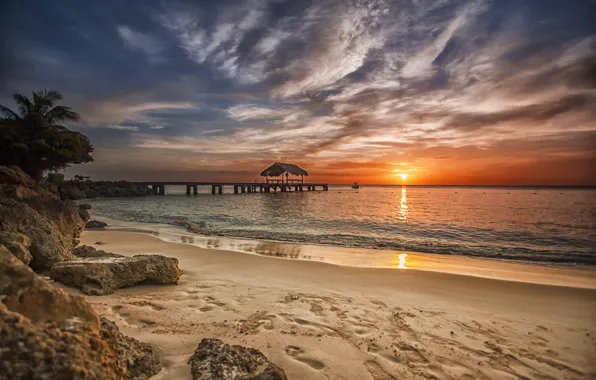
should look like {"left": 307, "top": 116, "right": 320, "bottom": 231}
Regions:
{"left": 203, "top": 296, "right": 227, "bottom": 307}
{"left": 237, "top": 311, "right": 278, "bottom": 334}
{"left": 138, "top": 319, "right": 156, "bottom": 326}
{"left": 371, "top": 300, "right": 388, "bottom": 308}
{"left": 285, "top": 346, "right": 325, "bottom": 370}
{"left": 364, "top": 361, "right": 396, "bottom": 380}
{"left": 292, "top": 317, "right": 343, "bottom": 338}
{"left": 392, "top": 341, "right": 429, "bottom": 364}
{"left": 128, "top": 300, "right": 165, "bottom": 311}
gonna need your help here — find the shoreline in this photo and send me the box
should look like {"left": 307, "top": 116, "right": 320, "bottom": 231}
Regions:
{"left": 89, "top": 216, "right": 596, "bottom": 289}
{"left": 67, "top": 230, "right": 596, "bottom": 379}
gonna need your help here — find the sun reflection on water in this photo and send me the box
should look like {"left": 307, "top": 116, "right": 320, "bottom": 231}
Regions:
{"left": 399, "top": 186, "right": 408, "bottom": 222}
{"left": 393, "top": 252, "right": 408, "bottom": 269}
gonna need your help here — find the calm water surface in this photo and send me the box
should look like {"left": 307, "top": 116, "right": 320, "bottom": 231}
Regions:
{"left": 85, "top": 186, "right": 596, "bottom": 265}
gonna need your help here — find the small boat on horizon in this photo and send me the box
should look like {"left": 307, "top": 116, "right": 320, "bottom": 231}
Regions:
{"left": 351, "top": 182, "right": 361, "bottom": 189}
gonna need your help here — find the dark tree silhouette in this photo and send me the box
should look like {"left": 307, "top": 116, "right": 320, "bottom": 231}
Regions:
{"left": 0, "top": 90, "right": 93, "bottom": 180}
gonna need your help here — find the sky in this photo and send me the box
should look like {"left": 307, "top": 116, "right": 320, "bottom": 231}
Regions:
{"left": 1, "top": 0, "right": 595, "bottom": 185}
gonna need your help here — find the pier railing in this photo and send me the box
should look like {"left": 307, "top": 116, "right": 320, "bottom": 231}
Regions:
{"left": 133, "top": 181, "right": 329, "bottom": 195}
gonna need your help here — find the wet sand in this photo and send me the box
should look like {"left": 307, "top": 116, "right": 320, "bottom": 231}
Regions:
{"left": 64, "top": 230, "right": 596, "bottom": 379}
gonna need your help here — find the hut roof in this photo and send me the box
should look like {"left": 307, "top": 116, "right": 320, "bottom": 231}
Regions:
{"left": 260, "top": 162, "right": 309, "bottom": 177}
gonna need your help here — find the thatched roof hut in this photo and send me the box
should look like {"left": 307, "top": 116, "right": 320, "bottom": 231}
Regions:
{"left": 260, "top": 162, "right": 308, "bottom": 177}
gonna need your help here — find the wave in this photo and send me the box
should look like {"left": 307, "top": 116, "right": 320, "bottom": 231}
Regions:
{"left": 90, "top": 210, "right": 596, "bottom": 266}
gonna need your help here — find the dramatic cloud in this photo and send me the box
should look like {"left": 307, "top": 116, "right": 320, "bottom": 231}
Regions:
{"left": 0, "top": 0, "right": 595, "bottom": 184}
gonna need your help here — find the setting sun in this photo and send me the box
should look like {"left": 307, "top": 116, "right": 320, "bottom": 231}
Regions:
{"left": 401, "top": 174, "right": 408, "bottom": 180}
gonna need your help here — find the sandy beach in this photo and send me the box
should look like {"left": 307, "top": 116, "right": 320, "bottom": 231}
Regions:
{"left": 60, "top": 230, "right": 596, "bottom": 380}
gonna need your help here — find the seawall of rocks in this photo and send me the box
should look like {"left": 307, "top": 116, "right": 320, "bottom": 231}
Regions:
{"left": 59, "top": 180, "right": 154, "bottom": 200}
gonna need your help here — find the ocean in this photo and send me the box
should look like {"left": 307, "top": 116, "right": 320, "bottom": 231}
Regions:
{"left": 84, "top": 185, "right": 596, "bottom": 266}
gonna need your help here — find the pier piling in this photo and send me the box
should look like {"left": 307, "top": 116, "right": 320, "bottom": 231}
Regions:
{"left": 142, "top": 181, "right": 328, "bottom": 196}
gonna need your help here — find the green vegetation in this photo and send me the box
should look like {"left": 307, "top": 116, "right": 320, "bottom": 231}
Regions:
{"left": 0, "top": 90, "right": 93, "bottom": 180}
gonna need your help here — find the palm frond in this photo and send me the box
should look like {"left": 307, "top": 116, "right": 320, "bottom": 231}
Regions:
{"left": 41, "top": 90, "right": 63, "bottom": 102}
{"left": 0, "top": 103, "right": 21, "bottom": 120}
{"left": 13, "top": 93, "right": 32, "bottom": 117}
{"left": 45, "top": 105, "right": 81, "bottom": 123}
{"left": 32, "top": 90, "right": 63, "bottom": 113}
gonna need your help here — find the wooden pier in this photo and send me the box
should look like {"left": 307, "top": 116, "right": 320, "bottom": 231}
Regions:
{"left": 135, "top": 182, "right": 329, "bottom": 196}
{"left": 136, "top": 162, "right": 327, "bottom": 196}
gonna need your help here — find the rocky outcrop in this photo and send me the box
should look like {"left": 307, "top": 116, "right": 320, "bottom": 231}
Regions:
{"left": 0, "top": 245, "right": 98, "bottom": 327}
{"left": 0, "top": 165, "right": 36, "bottom": 188}
{"left": 0, "top": 246, "right": 162, "bottom": 379}
{"left": 0, "top": 305, "right": 115, "bottom": 380}
{"left": 0, "top": 197, "right": 79, "bottom": 270}
{"left": 73, "top": 245, "right": 124, "bottom": 259}
{"left": 78, "top": 204, "right": 91, "bottom": 224}
{"left": 0, "top": 305, "right": 161, "bottom": 380}
{"left": 188, "top": 338, "right": 287, "bottom": 380}
{"left": 0, "top": 232, "right": 33, "bottom": 265}
{"left": 85, "top": 220, "right": 107, "bottom": 229}
{"left": 79, "top": 203, "right": 93, "bottom": 211}
{"left": 59, "top": 184, "right": 87, "bottom": 200}
{"left": 0, "top": 166, "right": 85, "bottom": 270}
{"left": 59, "top": 180, "right": 154, "bottom": 200}
{"left": 0, "top": 166, "right": 164, "bottom": 378}
{"left": 50, "top": 255, "right": 181, "bottom": 295}
{"left": 100, "top": 317, "right": 161, "bottom": 379}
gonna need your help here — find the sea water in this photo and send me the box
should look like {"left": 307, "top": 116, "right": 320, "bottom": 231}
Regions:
{"left": 84, "top": 185, "right": 596, "bottom": 266}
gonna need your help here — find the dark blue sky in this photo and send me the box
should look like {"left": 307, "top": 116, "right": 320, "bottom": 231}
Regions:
{"left": 1, "top": 0, "right": 595, "bottom": 184}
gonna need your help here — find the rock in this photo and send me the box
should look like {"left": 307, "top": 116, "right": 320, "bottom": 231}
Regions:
{"left": 0, "top": 165, "right": 35, "bottom": 187}
{"left": 50, "top": 255, "right": 181, "bottom": 295}
{"left": 0, "top": 197, "right": 78, "bottom": 270}
{"left": 0, "top": 166, "right": 85, "bottom": 270}
{"left": 85, "top": 220, "right": 107, "bottom": 229}
{"left": 0, "top": 307, "right": 161, "bottom": 380}
{"left": 95, "top": 241, "right": 107, "bottom": 245}
{"left": 188, "top": 338, "right": 287, "bottom": 380}
{"left": 59, "top": 184, "right": 87, "bottom": 200}
{"left": 100, "top": 317, "right": 161, "bottom": 379}
{"left": 106, "top": 187, "right": 121, "bottom": 197}
{"left": 19, "top": 194, "right": 85, "bottom": 246}
{"left": 73, "top": 245, "right": 123, "bottom": 258}
{"left": 0, "top": 245, "right": 99, "bottom": 327}
{"left": 86, "top": 188, "right": 100, "bottom": 198}
{"left": 79, "top": 203, "right": 93, "bottom": 211}
{"left": 0, "top": 232, "right": 33, "bottom": 265}
{"left": 78, "top": 207, "right": 91, "bottom": 224}
{"left": 0, "top": 306, "right": 114, "bottom": 380}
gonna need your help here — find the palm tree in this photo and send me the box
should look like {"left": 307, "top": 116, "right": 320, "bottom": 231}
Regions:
{"left": 0, "top": 90, "right": 93, "bottom": 180}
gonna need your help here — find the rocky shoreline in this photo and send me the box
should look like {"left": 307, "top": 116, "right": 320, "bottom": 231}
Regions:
{"left": 0, "top": 165, "right": 287, "bottom": 379}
